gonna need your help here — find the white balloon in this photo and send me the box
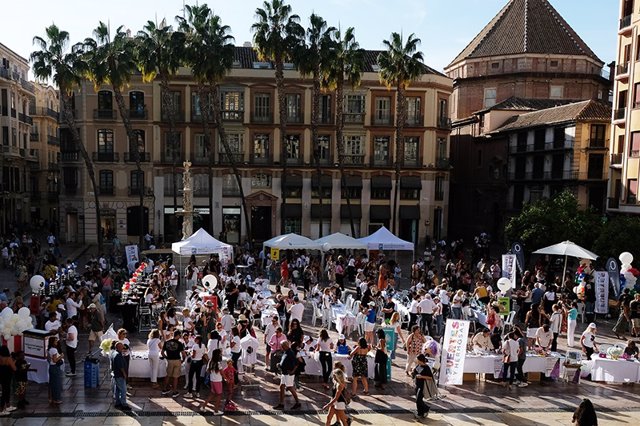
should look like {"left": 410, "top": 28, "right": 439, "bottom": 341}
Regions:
{"left": 322, "top": 243, "right": 332, "bottom": 252}
{"left": 17, "top": 307, "right": 30, "bottom": 318}
{"left": 29, "top": 275, "right": 46, "bottom": 293}
{"left": 1, "top": 307, "right": 13, "bottom": 319}
{"left": 497, "top": 277, "right": 512, "bottom": 292}
{"left": 201, "top": 274, "right": 218, "bottom": 290}
{"left": 619, "top": 252, "right": 634, "bottom": 266}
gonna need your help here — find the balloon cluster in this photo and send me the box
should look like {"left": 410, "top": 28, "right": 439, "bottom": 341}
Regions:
{"left": 0, "top": 307, "right": 34, "bottom": 339}
{"left": 619, "top": 252, "right": 637, "bottom": 291}
{"left": 122, "top": 262, "right": 147, "bottom": 296}
{"left": 572, "top": 260, "right": 593, "bottom": 299}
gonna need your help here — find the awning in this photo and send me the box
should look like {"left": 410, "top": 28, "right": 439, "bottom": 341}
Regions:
{"left": 344, "top": 175, "right": 363, "bottom": 188}
{"left": 370, "top": 205, "right": 391, "bottom": 221}
{"left": 399, "top": 205, "right": 420, "bottom": 220}
{"left": 311, "top": 175, "right": 333, "bottom": 189}
{"left": 310, "top": 204, "right": 332, "bottom": 219}
{"left": 400, "top": 176, "right": 422, "bottom": 189}
{"left": 283, "top": 175, "right": 303, "bottom": 188}
{"left": 283, "top": 204, "right": 302, "bottom": 218}
{"left": 340, "top": 204, "right": 362, "bottom": 219}
{"left": 371, "top": 175, "right": 392, "bottom": 189}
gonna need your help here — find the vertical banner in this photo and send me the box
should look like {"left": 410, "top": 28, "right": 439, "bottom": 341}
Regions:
{"left": 607, "top": 257, "right": 621, "bottom": 297}
{"left": 511, "top": 241, "right": 525, "bottom": 274}
{"left": 438, "top": 319, "right": 470, "bottom": 386}
{"left": 594, "top": 271, "right": 609, "bottom": 314}
{"left": 502, "top": 254, "right": 516, "bottom": 285}
{"left": 124, "top": 245, "right": 139, "bottom": 263}
{"left": 383, "top": 326, "right": 397, "bottom": 360}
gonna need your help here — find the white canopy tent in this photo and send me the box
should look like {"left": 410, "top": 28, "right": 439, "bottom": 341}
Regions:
{"left": 358, "top": 226, "right": 414, "bottom": 251}
{"left": 171, "top": 228, "right": 234, "bottom": 262}
{"left": 263, "top": 233, "right": 322, "bottom": 251}
{"left": 314, "top": 232, "right": 367, "bottom": 251}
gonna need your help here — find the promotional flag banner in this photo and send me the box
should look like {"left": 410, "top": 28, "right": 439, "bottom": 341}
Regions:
{"left": 438, "top": 319, "right": 470, "bottom": 386}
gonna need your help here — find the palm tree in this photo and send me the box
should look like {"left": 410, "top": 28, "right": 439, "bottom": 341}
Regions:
{"left": 323, "top": 27, "right": 364, "bottom": 237}
{"left": 296, "top": 14, "right": 335, "bottom": 237}
{"left": 252, "top": 0, "right": 304, "bottom": 234}
{"left": 135, "top": 20, "right": 185, "bottom": 235}
{"left": 178, "top": 4, "right": 252, "bottom": 241}
{"left": 377, "top": 32, "right": 424, "bottom": 234}
{"left": 81, "top": 22, "right": 146, "bottom": 248}
{"left": 31, "top": 25, "right": 104, "bottom": 252}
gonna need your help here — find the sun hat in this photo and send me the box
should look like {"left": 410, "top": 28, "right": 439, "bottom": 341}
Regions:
{"left": 338, "top": 334, "right": 345, "bottom": 340}
{"left": 368, "top": 301, "right": 375, "bottom": 307}
{"left": 238, "top": 314, "right": 248, "bottom": 322}
{"left": 88, "top": 303, "right": 97, "bottom": 309}
{"left": 588, "top": 322, "right": 597, "bottom": 329}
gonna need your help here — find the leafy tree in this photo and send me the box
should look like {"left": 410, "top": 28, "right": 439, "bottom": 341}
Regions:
{"left": 504, "top": 191, "right": 602, "bottom": 252}
{"left": 377, "top": 32, "right": 424, "bottom": 234}
{"left": 31, "top": 25, "right": 103, "bottom": 252}
{"left": 593, "top": 216, "right": 640, "bottom": 264}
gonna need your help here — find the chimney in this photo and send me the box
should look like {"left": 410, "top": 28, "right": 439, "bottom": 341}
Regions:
{"left": 243, "top": 41, "right": 252, "bottom": 48}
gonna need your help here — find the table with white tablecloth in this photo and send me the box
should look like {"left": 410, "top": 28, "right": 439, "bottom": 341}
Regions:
{"left": 586, "top": 355, "right": 640, "bottom": 383}
{"left": 332, "top": 306, "right": 356, "bottom": 335}
{"left": 464, "top": 353, "right": 562, "bottom": 376}
{"left": 261, "top": 308, "right": 279, "bottom": 328}
{"left": 25, "top": 356, "right": 49, "bottom": 383}
{"left": 303, "top": 352, "right": 375, "bottom": 379}
{"left": 128, "top": 352, "right": 179, "bottom": 379}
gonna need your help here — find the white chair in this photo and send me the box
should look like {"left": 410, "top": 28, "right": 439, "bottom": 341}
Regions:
{"left": 355, "top": 312, "right": 366, "bottom": 336}
{"left": 351, "top": 300, "right": 361, "bottom": 316}
{"left": 502, "top": 311, "right": 516, "bottom": 335}
{"left": 576, "top": 302, "right": 586, "bottom": 323}
{"left": 311, "top": 301, "right": 323, "bottom": 327}
{"left": 345, "top": 295, "right": 354, "bottom": 312}
{"left": 322, "top": 307, "right": 333, "bottom": 329}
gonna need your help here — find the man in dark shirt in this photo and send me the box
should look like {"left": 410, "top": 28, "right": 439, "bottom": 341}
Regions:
{"left": 272, "top": 341, "right": 301, "bottom": 411}
{"left": 161, "top": 330, "right": 186, "bottom": 397}
{"left": 630, "top": 294, "right": 640, "bottom": 338}
{"left": 111, "top": 342, "right": 130, "bottom": 410}
{"left": 413, "top": 354, "right": 431, "bottom": 419}
{"left": 382, "top": 294, "right": 396, "bottom": 322}
{"left": 614, "top": 288, "right": 633, "bottom": 338}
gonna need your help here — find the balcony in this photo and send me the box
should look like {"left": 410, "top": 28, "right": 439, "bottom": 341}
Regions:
{"left": 20, "top": 79, "right": 35, "bottom": 93}
{"left": 319, "top": 115, "right": 334, "bottom": 125}
{"left": 161, "top": 153, "right": 184, "bottom": 164}
{"left": 128, "top": 186, "right": 153, "bottom": 196}
{"left": 60, "top": 151, "right": 80, "bottom": 161}
{"left": 372, "top": 158, "right": 390, "bottom": 167}
{"left": 48, "top": 163, "right": 60, "bottom": 171}
{"left": 29, "top": 106, "right": 60, "bottom": 120}
{"left": 608, "top": 197, "right": 620, "bottom": 209}
{"left": 47, "top": 135, "right": 60, "bottom": 146}
{"left": 510, "top": 140, "right": 574, "bottom": 154}
{"left": 614, "top": 107, "right": 626, "bottom": 123}
{"left": 437, "top": 116, "right": 452, "bottom": 130}
{"left": 616, "top": 62, "right": 630, "bottom": 81}
{"left": 127, "top": 108, "right": 148, "bottom": 120}
{"left": 508, "top": 170, "right": 579, "bottom": 181}
{"left": 93, "top": 109, "right": 117, "bottom": 120}
{"left": 343, "top": 112, "right": 365, "bottom": 124}
{"left": 610, "top": 153, "right": 623, "bottom": 166}
{"left": 286, "top": 114, "right": 303, "bottom": 124}
{"left": 92, "top": 152, "right": 120, "bottom": 162}
{"left": 0, "top": 68, "right": 9, "bottom": 80}
{"left": 2, "top": 146, "right": 20, "bottom": 156}
{"left": 251, "top": 155, "right": 271, "bottom": 165}
{"left": 341, "top": 154, "right": 365, "bottom": 166}
{"left": 402, "top": 158, "right": 420, "bottom": 168}
{"left": 18, "top": 113, "right": 33, "bottom": 125}
{"left": 30, "top": 133, "right": 40, "bottom": 142}
{"left": 620, "top": 15, "right": 632, "bottom": 33}
{"left": 285, "top": 157, "right": 303, "bottom": 165}
{"left": 436, "top": 157, "right": 450, "bottom": 169}
{"left": 99, "top": 186, "right": 114, "bottom": 196}
{"left": 161, "top": 109, "right": 185, "bottom": 122}
{"left": 191, "top": 154, "right": 210, "bottom": 165}
{"left": 10, "top": 108, "right": 16, "bottom": 118}
{"left": 373, "top": 114, "right": 392, "bottom": 126}
{"left": 124, "top": 152, "right": 151, "bottom": 163}
{"left": 406, "top": 114, "right": 422, "bottom": 127}
{"left": 221, "top": 110, "right": 243, "bottom": 121}
{"left": 219, "top": 152, "right": 245, "bottom": 164}
{"left": 252, "top": 114, "right": 272, "bottom": 124}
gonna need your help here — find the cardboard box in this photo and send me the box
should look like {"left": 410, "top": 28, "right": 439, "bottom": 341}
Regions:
{"left": 463, "top": 373, "right": 478, "bottom": 382}
{"left": 22, "top": 329, "right": 51, "bottom": 359}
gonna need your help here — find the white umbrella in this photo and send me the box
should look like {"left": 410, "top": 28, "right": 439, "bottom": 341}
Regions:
{"left": 532, "top": 240, "right": 598, "bottom": 282}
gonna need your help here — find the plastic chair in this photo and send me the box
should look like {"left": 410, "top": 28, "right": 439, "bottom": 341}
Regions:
{"left": 345, "top": 295, "right": 354, "bottom": 312}
{"left": 502, "top": 311, "right": 516, "bottom": 335}
{"left": 576, "top": 302, "right": 586, "bottom": 323}
{"left": 311, "top": 301, "right": 323, "bottom": 327}
{"left": 355, "top": 312, "right": 366, "bottom": 336}
{"left": 351, "top": 300, "right": 361, "bottom": 316}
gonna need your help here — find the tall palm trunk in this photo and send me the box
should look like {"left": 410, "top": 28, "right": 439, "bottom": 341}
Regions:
{"left": 311, "top": 67, "right": 323, "bottom": 237}
{"left": 61, "top": 92, "right": 102, "bottom": 252}
{"left": 392, "top": 85, "right": 406, "bottom": 235}
{"left": 336, "top": 79, "right": 356, "bottom": 237}
{"left": 275, "top": 54, "right": 288, "bottom": 234}
{"left": 113, "top": 86, "right": 144, "bottom": 248}
{"left": 210, "top": 84, "right": 252, "bottom": 245}
{"left": 197, "top": 82, "right": 215, "bottom": 235}
{"left": 160, "top": 76, "right": 179, "bottom": 239}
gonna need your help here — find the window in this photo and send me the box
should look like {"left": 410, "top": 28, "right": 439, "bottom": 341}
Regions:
{"left": 99, "top": 170, "right": 114, "bottom": 195}
{"left": 628, "top": 179, "right": 638, "bottom": 204}
{"left": 435, "top": 176, "right": 444, "bottom": 201}
{"left": 316, "top": 135, "right": 330, "bottom": 163}
{"left": 97, "top": 129, "right": 114, "bottom": 161}
{"left": 163, "top": 131, "right": 182, "bottom": 162}
{"left": 400, "top": 189, "right": 419, "bottom": 200}
{"left": 191, "top": 92, "right": 212, "bottom": 120}
{"left": 437, "top": 137, "right": 447, "bottom": 161}
{"left": 284, "top": 218, "right": 301, "bottom": 234}
{"left": 404, "top": 137, "right": 419, "bottom": 166}
{"left": 286, "top": 93, "right": 302, "bottom": 123}
{"left": 220, "top": 133, "right": 244, "bottom": 163}
{"left": 344, "top": 94, "right": 365, "bottom": 123}
{"left": 251, "top": 173, "right": 272, "bottom": 188}
{"left": 343, "top": 135, "right": 364, "bottom": 165}
{"left": 407, "top": 97, "right": 422, "bottom": 125}
{"left": 130, "top": 130, "right": 145, "bottom": 154}
{"left": 483, "top": 88, "right": 497, "bottom": 108}
{"left": 253, "top": 133, "right": 270, "bottom": 162}
{"left": 374, "top": 96, "right": 391, "bottom": 125}
{"left": 194, "top": 174, "right": 209, "bottom": 196}
{"left": 491, "top": 62, "right": 500, "bottom": 69}
{"left": 590, "top": 124, "right": 606, "bottom": 147}
{"left": 285, "top": 134, "right": 301, "bottom": 162}
{"left": 222, "top": 174, "right": 240, "bottom": 196}
{"left": 587, "top": 154, "right": 604, "bottom": 179}
{"left": 164, "top": 173, "right": 183, "bottom": 196}
{"left": 320, "top": 95, "right": 332, "bottom": 124}
{"left": 97, "top": 91, "right": 112, "bottom": 111}
{"left": 373, "top": 136, "right": 390, "bottom": 166}
{"left": 517, "top": 132, "right": 528, "bottom": 152}
{"left": 550, "top": 60, "right": 559, "bottom": 67}
{"left": 550, "top": 85, "right": 564, "bottom": 99}
{"left": 371, "top": 188, "right": 390, "bottom": 199}
{"left": 193, "top": 134, "right": 209, "bottom": 163}
{"left": 162, "top": 91, "right": 182, "bottom": 121}
{"left": 631, "top": 132, "right": 640, "bottom": 157}
{"left": 130, "top": 170, "right": 144, "bottom": 194}
{"left": 342, "top": 185, "right": 362, "bottom": 199}
{"left": 221, "top": 90, "right": 244, "bottom": 120}
{"left": 253, "top": 93, "right": 271, "bottom": 122}
{"left": 129, "top": 91, "right": 145, "bottom": 118}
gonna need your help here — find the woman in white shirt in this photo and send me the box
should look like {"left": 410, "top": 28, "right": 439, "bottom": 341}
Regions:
{"left": 408, "top": 294, "right": 421, "bottom": 332}
{"left": 186, "top": 335, "right": 206, "bottom": 398}
{"left": 230, "top": 327, "right": 242, "bottom": 380}
{"left": 47, "top": 336, "right": 64, "bottom": 404}
{"left": 207, "top": 330, "right": 223, "bottom": 360}
{"left": 200, "top": 349, "right": 223, "bottom": 414}
{"left": 147, "top": 329, "right": 162, "bottom": 388}
{"left": 64, "top": 318, "right": 78, "bottom": 377}
{"left": 549, "top": 303, "right": 563, "bottom": 352}
{"left": 315, "top": 329, "right": 334, "bottom": 389}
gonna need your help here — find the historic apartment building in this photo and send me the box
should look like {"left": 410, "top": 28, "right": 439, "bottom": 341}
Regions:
{"left": 30, "top": 82, "right": 60, "bottom": 230}
{"left": 608, "top": 0, "right": 640, "bottom": 214}
{"left": 58, "top": 47, "right": 453, "bottom": 247}
{"left": 0, "top": 42, "right": 36, "bottom": 235}
{"left": 445, "top": 0, "right": 612, "bottom": 241}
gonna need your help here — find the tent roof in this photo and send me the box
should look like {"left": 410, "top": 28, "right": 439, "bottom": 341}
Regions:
{"left": 263, "top": 233, "right": 322, "bottom": 250}
{"left": 171, "top": 228, "right": 233, "bottom": 255}
{"left": 314, "top": 232, "right": 367, "bottom": 251}
{"left": 358, "top": 226, "right": 414, "bottom": 251}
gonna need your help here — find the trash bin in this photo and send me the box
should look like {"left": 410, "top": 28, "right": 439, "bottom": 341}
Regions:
{"left": 84, "top": 357, "right": 100, "bottom": 388}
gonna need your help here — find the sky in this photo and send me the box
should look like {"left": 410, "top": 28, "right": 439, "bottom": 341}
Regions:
{"left": 0, "top": 0, "right": 618, "bottom": 74}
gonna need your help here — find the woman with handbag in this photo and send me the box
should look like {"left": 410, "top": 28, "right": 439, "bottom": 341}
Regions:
{"left": 47, "top": 336, "right": 64, "bottom": 404}
{"left": 501, "top": 332, "right": 519, "bottom": 389}
{"left": 374, "top": 329, "right": 388, "bottom": 390}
